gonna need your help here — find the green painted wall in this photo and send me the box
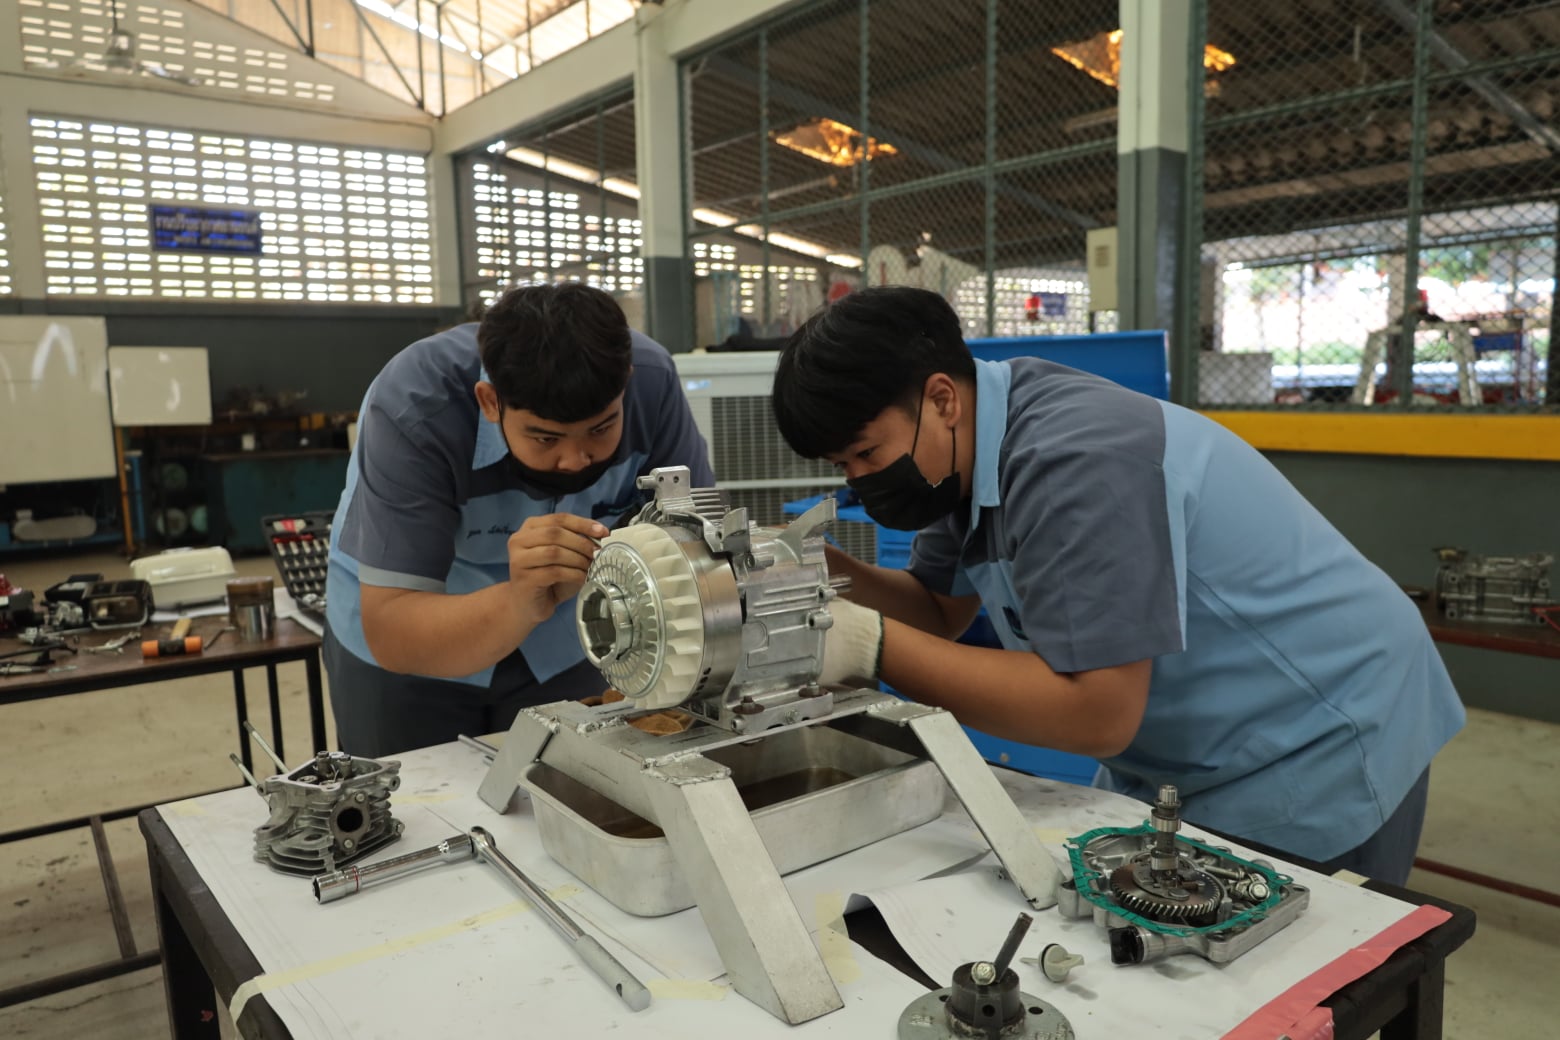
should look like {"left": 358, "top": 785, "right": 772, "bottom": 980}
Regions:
{"left": 1267, "top": 451, "right": 1560, "bottom": 725}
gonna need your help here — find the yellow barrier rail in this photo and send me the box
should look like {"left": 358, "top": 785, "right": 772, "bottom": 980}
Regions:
{"left": 1202, "top": 411, "right": 1560, "bottom": 463}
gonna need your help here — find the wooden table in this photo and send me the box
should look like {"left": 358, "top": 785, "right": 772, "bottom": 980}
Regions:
{"left": 1407, "top": 591, "right": 1560, "bottom": 660}
{"left": 0, "top": 618, "right": 326, "bottom": 1009}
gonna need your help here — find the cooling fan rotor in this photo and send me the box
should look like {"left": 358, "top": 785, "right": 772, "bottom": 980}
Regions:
{"left": 577, "top": 524, "right": 707, "bottom": 712}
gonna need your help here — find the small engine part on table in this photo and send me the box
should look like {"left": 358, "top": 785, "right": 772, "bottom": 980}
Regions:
{"left": 1433, "top": 547, "right": 1553, "bottom": 624}
{"left": 898, "top": 913, "right": 1075, "bottom": 1040}
{"left": 1058, "top": 785, "right": 1309, "bottom": 965}
{"left": 232, "top": 721, "right": 403, "bottom": 876}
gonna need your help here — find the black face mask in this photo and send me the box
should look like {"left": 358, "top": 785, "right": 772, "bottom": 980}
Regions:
{"left": 847, "top": 397, "right": 960, "bottom": 532}
{"left": 498, "top": 403, "right": 619, "bottom": 498}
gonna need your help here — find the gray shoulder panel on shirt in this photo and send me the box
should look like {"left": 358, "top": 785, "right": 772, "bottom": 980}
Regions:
{"left": 357, "top": 564, "right": 448, "bottom": 594}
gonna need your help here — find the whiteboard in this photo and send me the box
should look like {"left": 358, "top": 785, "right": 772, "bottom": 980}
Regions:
{"left": 0, "top": 317, "right": 116, "bottom": 485}
{"left": 108, "top": 346, "right": 213, "bottom": 426}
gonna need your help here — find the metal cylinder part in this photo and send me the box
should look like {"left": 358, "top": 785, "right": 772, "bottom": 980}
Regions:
{"left": 227, "top": 577, "right": 275, "bottom": 642}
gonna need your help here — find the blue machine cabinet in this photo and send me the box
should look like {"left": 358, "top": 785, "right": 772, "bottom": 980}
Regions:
{"left": 202, "top": 450, "right": 347, "bottom": 555}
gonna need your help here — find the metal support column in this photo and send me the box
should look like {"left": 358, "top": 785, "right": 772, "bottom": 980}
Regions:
{"left": 635, "top": 6, "right": 693, "bottom": 348}
{"left": 1394, "top": 0, "right": 1434, "bottom": 407}
{"left": 1547, "top": 206, "right": 1560, "bottom": 406}
{"left": 1118, "top": 0, "right": 1193, "bottom": 403}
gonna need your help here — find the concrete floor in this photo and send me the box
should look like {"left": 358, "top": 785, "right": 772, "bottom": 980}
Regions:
{"left": 1, "top": 551, "right": 1557, "bottom": 1038}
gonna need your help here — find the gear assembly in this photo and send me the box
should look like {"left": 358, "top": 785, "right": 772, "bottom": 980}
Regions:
{"left": 575, "top": 466, "right": 847, "bottom": 731}
{"left": 1059, "top": 784, "right": 1310, "bottom": 965}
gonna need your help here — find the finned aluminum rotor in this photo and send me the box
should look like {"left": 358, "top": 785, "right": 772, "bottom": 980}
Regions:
{"left": 577, "top": 523, "right": 707, "bottom": 710}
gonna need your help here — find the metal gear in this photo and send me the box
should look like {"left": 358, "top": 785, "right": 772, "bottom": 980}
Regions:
{"left": 1107, "top": 859, "right": 1223, "bottom": 924}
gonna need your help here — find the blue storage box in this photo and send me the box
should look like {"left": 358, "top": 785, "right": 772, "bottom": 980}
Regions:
{"left": 967, "top": 330, "right": 1170, "bottom": 401}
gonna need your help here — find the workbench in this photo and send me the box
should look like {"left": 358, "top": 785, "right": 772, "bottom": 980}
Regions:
{"left": 0, "top": 618, "right": 327, "bottom": 1009}
{"left": 138, "top": 737, "right": 1474, "bottom": 1040}
{"left": 1411, "top": 594, "right": 1560, "bottom": 661}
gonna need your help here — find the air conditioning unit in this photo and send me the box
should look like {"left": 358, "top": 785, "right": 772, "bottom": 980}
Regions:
{"left": 672, "top": 351, "right": 879, "bottom": 563}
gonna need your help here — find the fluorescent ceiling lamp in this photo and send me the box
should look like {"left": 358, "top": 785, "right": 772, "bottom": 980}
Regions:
{"left": 773, "top": 118, "right": 898, "bottom": 167}
{"left": 1051, "top": 29, "right": 1236, "bottom": 89}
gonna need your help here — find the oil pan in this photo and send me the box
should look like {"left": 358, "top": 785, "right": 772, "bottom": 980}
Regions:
{"left": 520, "top": 723, "right": 947, "bottom": 916}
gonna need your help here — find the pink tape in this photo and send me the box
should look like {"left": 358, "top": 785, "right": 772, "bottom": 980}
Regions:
{"left": 1222, "top": 903, "right": 1452, "bottom": 1040}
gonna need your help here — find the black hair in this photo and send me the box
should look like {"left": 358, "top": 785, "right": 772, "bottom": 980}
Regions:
{"left": 772, "top": 285, "right": 976, "bottom": 459}
{"left": 478, "top": 282, "right": 632, "bottom": 423}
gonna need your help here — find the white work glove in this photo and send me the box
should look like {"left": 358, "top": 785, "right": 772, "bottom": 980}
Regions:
{"left": 819, "top": 597, "right": 885, "bottom": 687}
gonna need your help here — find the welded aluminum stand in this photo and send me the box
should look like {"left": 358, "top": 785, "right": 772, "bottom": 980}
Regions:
{"left": 478, "top": 687, "right": 1062, "bottom": 1025}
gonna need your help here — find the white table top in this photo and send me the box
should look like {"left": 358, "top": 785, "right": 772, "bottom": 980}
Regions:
{"left": 157, "top": 737, "right": 1427, "bottom": 1039}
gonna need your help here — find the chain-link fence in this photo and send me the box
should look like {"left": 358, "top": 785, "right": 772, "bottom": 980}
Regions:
{"left": 683, "top": 0, "right": 1122, "bottom": 349}
{"left": 676, "top": 0, "right": 1124, "bottom": 524}
{"left": 455, "top": 91, "right": 643, "bottom": 315}
{"left": 1189, "top": 0, "right": 1560, "bottom": 409}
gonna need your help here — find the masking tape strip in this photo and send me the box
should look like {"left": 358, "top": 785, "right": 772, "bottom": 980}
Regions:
{"left": 392, "top": 792, "right": 462, "bottom": 805}
{"left": 648, "top": 978, "right": 729, "bottom": 1001}
{"left": 814, "top": 891, "right": 861, "bottom": 985}
{"left": 229, "top": 900, "right": 528, "bottom": 1025}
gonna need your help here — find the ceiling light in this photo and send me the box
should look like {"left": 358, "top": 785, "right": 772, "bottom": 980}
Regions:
{"left": 773, "top": 117, "right": 897, "bottom": 168}
{"left": 1051, "top": 29, "right": 1236, "bottom": 89}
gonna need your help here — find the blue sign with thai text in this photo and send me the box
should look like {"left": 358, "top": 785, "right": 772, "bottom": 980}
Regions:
{"left": 148, "top": 204, "right": 263, "bottom": 254}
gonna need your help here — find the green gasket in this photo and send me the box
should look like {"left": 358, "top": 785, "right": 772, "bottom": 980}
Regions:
{"left": 1064, "top": 822, "right": 1295, "bottom": 938}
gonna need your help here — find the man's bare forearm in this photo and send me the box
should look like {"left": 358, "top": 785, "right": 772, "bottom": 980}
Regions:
{"left": 362, "top": 584, "right": 542, "bottom": 678}
{"left": 878, "top": 618, "right": 1151, "bottom": 758}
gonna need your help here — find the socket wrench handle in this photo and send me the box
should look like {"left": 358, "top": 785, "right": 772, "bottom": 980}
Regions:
{"left": 575, "top": 934, "right": 653, "bottom": 1012}
{"left": 468, "top": 826, "right": 650, "bottom": 1012}
{"left": 313, "top": 834, "right": 475, "bottom": 903}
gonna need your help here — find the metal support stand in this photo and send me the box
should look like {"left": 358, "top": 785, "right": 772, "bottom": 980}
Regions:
{"left": 478, "top": 688, "right": 1062, "bottom": 1025}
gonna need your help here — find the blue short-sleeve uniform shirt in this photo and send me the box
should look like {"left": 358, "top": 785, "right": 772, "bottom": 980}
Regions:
{"left": 325, "top": 323, "right": 713, "bottom": 690}
{"left": 907, "top": 357, "right": 1465, "bottom": 861}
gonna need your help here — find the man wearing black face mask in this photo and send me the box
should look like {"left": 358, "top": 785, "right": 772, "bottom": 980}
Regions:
{"left": 776, "top": 286, "right": 1463, "bottom": 886}
{"left": 323, "top": 283, "right": 713, "bottom": 757}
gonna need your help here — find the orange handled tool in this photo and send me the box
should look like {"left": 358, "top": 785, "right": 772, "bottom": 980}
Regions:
{"left": 142, "top": 617, "right": 203, "bottom": 658}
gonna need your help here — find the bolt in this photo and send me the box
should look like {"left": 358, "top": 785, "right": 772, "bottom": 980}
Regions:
{"left": 354, "top": 792, "right": 366, "bottom": 803}
{"left": 342, "top": 838, "right": 355, "bottom": 849}
{"left": 969, "top": 961, "right": 996, "bottom": 985}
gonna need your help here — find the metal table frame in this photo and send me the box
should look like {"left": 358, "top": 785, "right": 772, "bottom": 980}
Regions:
{"left": 0, "top": 619, "right": 326, "bottom": 1010}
